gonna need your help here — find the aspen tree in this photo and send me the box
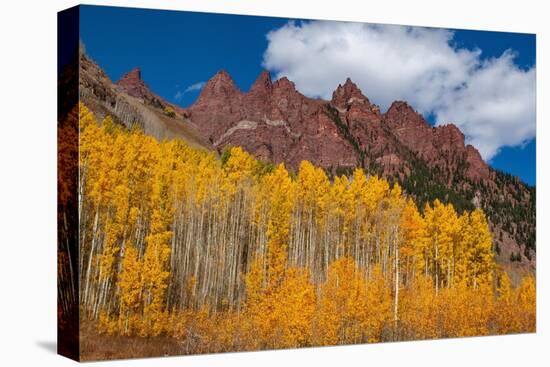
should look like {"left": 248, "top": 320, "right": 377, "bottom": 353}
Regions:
{"left": 315, "top": 257, "right": 368, "bottom": 345}
{"left": 264, "top": 164, "right": 295, "bottom": 286}
{"left": 463, "top": 209, "right": 495, "bottom": 289}
{"left": 400, "top": 274, "right": 438, "bottom": 339}
{"left": 365, "top": 264, "right": 392, "bottom": 342}
{"left": 117, "top": 243, "right": 142, "bottom": 335}
{"left": 77, "top": 104, "right": 536, "bottom": 347}
{"left": 141, "top": 143, "right": 173, "bottom": 336}
{"left": 273, "top": 268, "right": 315, "bottom": 348}
{"left": 400, "top": 199, "right": 428, "bottom": 285}
{"left": 424, "top": 200, "right": 459, "bottom": 292}
{"left": 494, "top": 271, "right": 521, "bottom": 333}
{"left": 517, "top": 276, "right": 536, "bottom": 332}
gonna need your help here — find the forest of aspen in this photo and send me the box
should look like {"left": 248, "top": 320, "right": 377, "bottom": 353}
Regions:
{"left": 69, "top": 103, "right": 535, "bottom": 356}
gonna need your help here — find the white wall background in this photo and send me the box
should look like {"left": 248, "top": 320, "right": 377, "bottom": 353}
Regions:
{"left": 0, "top": 0, "right": 547, "bottom": 365}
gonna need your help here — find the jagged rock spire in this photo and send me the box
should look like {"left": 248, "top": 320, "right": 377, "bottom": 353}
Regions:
{"left": 249, "top": 70, "right": 273, "bottom": 95}
{"left": 331, "top": 77, "right": 370, "bottom": 108}
{"left": 195, "top": 69, "right": 241, "bottom": 106}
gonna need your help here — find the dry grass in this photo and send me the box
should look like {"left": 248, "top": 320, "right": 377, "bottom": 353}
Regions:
{"left": 79, "top": 321, "right": 184, "bottom": 361}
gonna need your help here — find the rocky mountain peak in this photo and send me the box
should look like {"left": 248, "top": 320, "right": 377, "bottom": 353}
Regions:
{"left": 331, "top": 77, "right": 370, "bottom": 108}
{"left": 384, "top": 101, "right": 426, "bottom": 128}
{"left": 79, "top": 54, "right": 208, "bottom": 148}
{"left": 273, "top": 76, "right": 296, "bottom": 92}
{"left": 465, "top": 144, "right": 491, "bottom": 181}
{"left": 209, "top": 70, "right": 238, "bottom": 92}
{"left": 195, "top": 70, "right": 240, "bottom": 106}
{"left": 188, "top": 69, "right": 492, "bottom": 183}
{"left": 124, "top": 67, "right": 141, "bottom": 81}
{"left": 116, "top": 67, "right": 156, "bottom": 102}
{"left": 249, "top": 70, "right": 273, "bottom": 95}
{"left": 434, "top": 123, "right": 465, "bottom": 146}
{"left": 115, "top": 65, "right": 190, "bottom": 115}
{"left": 210, "top": 69, "right": 234, "bottom": 84}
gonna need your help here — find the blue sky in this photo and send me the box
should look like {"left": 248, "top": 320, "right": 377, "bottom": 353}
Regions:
{"left": 79, "top": 5, "right": 536, "bottom": 185}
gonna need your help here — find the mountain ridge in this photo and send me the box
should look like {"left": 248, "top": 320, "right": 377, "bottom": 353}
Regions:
{"left": 78, "top": 52, "right": 210, "bottom": 150}
{"left": 76, "top": 53, "right": 535, "bottom": 273}
{"left": 186, "top": 69, "right": 492, "bottom": 183}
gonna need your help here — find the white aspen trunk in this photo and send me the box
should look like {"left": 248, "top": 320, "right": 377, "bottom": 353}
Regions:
{"left": 83, "top": 204, "right": 100, "bottom": 307}
{"left": 435, "top": 240, "right": 439, "bottom": 295}
{"left": 394, "top": 227, "right": 399, "bottom": 324}
{"left": 447, "top": 260, "right": 451, "bottom": 288}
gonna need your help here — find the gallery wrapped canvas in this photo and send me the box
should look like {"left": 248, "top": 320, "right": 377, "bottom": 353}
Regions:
{"left": 58, "top": 5, "right": 536, "bottom": 361}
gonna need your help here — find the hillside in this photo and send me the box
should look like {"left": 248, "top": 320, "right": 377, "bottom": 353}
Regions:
{"left": 76, "top": 105, "right": 534, "bottom": 358}
{"left": 184, "top": 70, "right": 536, "bottom": 273}
{"left": 78, "top": 53, "right": 211, "bottom": 150}
{"left": 78, "top": 56, "right": 535, "bottom": 273}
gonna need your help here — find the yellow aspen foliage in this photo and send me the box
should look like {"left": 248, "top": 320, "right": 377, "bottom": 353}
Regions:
{"left": 328, "top": 175, "right": 353, "bottom": 257}
{"left": 141, "top": 147, "right": 174, "bottom": 336}
{"left": 296, "top": 161, "right": 331, "bottom": 210}
{"left": 242, "top": 262, "right": 315, "bottom": 349}
{"left": 365, "top": 264, "right": 392, "bottom": 342}
{"left": 494, "top": 271, "right": 522, "bottom": 334}
{"left": 437, "top": 281, "right": 493, "bottom": 337}
{"left": 223, "top": 146, "right": 258, "bottom": 193}
{"left": 272, "top": 268, "right": 315, "bottom": 348}
{"left": 58, "top": 105, "right": 79, "bottom": 207}
{"left": 315, "top": 257, "right": 368, "bottom": 345}
{"left": 291, "top": 161, "right": 331, "bottom": 274}
{"left": 241, "top": 259, "right": 269, "bottom": 349}
{"left": 99, "top": 184, "right": 129, "bottom": 281}
{"left": 78, "top": 104, "right": 535, "bottom": 351}
{"left": 516, "top": 275, "right": 536, "bottom": 332}
{"left": 458, "top": 209, "right": 495, "bottom": 289}
{"left": 424, "top": 200, "right": 460, "bottom": 290}
{"left": 364, "top": 175, "right": 390, "bottom": 214}
{"left": 264, "top": 164, "right": 295, "bottom": 286}
{"left": 400, "top": 199, "right": 428, "bottom": 284}
{"left": 98, "top": 310, "right": 118, "bottom": 336}
{"left": 399, "top": 274, "right": 438, "bottom": 340}
{"left": 117, "top": 244, "right": 142, "bottom": 335}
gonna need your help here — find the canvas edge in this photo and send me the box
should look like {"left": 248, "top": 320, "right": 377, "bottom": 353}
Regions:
{"left": 57, "top": 4, "right": 81, "bottom": 362}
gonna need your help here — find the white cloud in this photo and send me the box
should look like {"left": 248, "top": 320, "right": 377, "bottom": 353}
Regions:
{"left": 175, "top": 81, "right": 206, "bottom": 100}
{"left": 262, "top": 21, "right": 535, "bottom": 160}
{"left": 185, "top": 81, "right": 206, "bottom": 93}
